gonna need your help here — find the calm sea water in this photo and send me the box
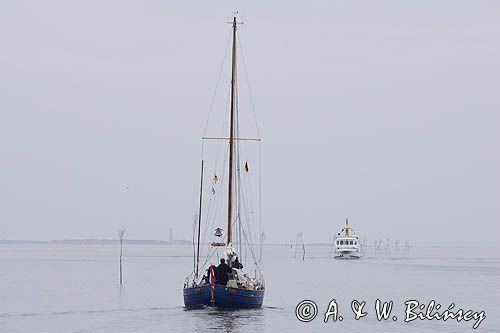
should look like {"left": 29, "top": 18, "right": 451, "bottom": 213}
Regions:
{"left": 0, "top": 243, "right": 498, "bottom": 332}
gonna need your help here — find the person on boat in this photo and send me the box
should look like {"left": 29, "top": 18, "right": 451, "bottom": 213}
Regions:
{"left": 233, "top": 257, "right": 243, "bottom": 269}
{"left": 216, "top": 258, "right": 231, "bottom": 285}
{"left": 205, "top": 265, "right": 216, "bottom": 285}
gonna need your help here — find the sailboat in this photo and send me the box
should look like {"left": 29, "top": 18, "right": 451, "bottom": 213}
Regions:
{"left": 183, "top": 16, "right": 265, "bottom": 309}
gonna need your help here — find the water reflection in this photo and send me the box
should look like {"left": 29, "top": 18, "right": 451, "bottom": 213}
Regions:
{"left": 185, "top": 307, "right": 265, "bottom": 333}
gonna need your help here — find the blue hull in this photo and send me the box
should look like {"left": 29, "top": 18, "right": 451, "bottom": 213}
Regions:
{"left": 183, "top": 284, "right": 264, "bottom": 309}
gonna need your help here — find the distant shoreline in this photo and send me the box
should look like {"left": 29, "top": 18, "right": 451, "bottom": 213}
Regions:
{"left": 0, "top": 239, "right": 191, "bottom": 245}
{"left": 0, "top": 239, "right": 330, "bottom": 246}
{"left": 1, "top": 240, "right": 493, "bottom": 248}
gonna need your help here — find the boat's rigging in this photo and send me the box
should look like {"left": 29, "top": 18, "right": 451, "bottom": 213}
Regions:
{"left": 237, "top": 165, "right": 255, "bottom": 260}
{"left": 236, "top": 27, "right": 263, "bottom": 267}
{"left": 190, "top": 16, "right": 263, "bottom": 282}
{"left": 238, "top": 217, "right": 263, "bottom": 273}
{"left": 238, "top": 139, "right": 258, "bottom": 245}
{"left": 259, "top": 231, "right": 265, "bottom": 264}
{"left": 258, "top": 143, "right": 262, "bottom": 266}
{"left": 197, "top": 218, "right": 263, "bottom": 279}
{"left": 197, "top": 162, "right": 262, "bottom": 275}
{"left": 202, "top": 29, "right": 232, "bottom": 138}
{"left": 237, "top": 35, "right": 261, "bottom": 139}
{"left": 233, "top": 30, "right": 241, "bottom": 257}
{"left": 199, "top": 85, "right": 230, "bottom": 252}
{"left": 200, "top": 134, "right": 259, "bottom": 267}
{"left": 196, "top": 156, "right": 260, "bottom": 272}
{"left": 201, "top": 145, "right": 229, "bottom": 251}
{"left": 184, "top": 15, "right": 264, "bottom": 309}
{"left": 202, "top": 137, "right": 261, "bottom": 141}
{"left": 194, "top": 160, "right": 204, "bottom": 279}
{"left": 191, "top": 215, "right": 196, "bottom": 277}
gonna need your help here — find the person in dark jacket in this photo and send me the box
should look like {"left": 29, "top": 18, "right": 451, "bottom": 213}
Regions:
{"left": 233, "top": 257, "right": 243, "bottom": 269}
{"left": 216, "top": 258, "right": 231, "bottom": 285}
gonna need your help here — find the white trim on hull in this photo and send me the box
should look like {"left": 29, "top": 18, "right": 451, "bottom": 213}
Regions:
{"left": 334, "top": 250, "right": 363, "bottom": 259}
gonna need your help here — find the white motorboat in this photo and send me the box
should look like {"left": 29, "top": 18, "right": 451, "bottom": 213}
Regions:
{"left": 333, "top": 218, "right": 363, "bottom": 259}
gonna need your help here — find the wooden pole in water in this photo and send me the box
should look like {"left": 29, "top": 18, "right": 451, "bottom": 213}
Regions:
{"left": 120, "top": 238, "right": 123, "bottom": 285}
{"left": 118, "top": 228, "right": 126, "bottom": 285}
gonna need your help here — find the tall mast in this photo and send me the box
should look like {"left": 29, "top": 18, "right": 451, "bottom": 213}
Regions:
{"left": 227, "top": 16, "right": 237, "bottom": 245}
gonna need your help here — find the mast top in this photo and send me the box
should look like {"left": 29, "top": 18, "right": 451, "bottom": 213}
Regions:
{"left": 227, "top": 13, "right": 243, "bottom": 30}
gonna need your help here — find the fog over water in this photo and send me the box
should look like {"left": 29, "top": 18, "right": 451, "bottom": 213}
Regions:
{"left": 1, "top": 2, "right": 499, "bottom": 244}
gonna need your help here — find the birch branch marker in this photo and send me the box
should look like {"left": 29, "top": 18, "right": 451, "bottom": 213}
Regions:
{"left": 118, "top": 228, "right": 126, "bottom": 285}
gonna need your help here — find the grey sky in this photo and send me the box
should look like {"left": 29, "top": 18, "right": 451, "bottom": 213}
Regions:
{"left": 1, "top": 1, "right": 498, "bottom": 244}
